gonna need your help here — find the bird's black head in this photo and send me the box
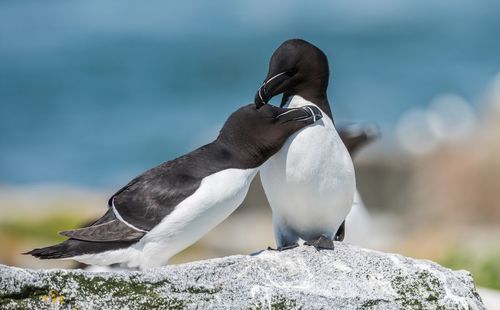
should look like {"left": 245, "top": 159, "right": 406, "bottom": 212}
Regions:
{"left": 218, "top": 104, "right": 322, "bottom": 164}
{"left": 255, "top": 39, "right": 331, "bottom": 117}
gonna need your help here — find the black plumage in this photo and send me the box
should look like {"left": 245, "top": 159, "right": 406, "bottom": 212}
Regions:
{"left": 26, "top": 104, "right": 322, "bottom": 260}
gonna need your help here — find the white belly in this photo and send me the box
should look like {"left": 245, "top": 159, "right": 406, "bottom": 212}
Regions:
{"left": 260, "top": 96, "right": 355, "bottom": 240}
{"left": 72, "top": 168, "right": 258, "bottom": 269}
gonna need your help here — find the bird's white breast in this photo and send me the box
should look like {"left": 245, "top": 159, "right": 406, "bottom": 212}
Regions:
{"left": 136, "top": 167, "right": 258, "bottom": 267}
{"left": 260, "top": 96, "right": 355, "bottom": 239}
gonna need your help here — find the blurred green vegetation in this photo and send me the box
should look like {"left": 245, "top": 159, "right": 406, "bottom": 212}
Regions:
{"left": 0, "top": 213, "right": 89, "bottom": 243}
{"left": 439, "top": 249, "right": 500, "bottom": 290}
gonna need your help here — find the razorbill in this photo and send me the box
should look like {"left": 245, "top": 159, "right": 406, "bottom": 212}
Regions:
{"left": 338, "top": 123, "right": 379, "bottom": 242}
{"left": 255, "top": 39, "right": 355, "bottom": 250}
{"left": 339, "top": 123, "right": 379, "bottom": 158}
{"left": 26, "top": 103, "right": 322, "bottom": 269}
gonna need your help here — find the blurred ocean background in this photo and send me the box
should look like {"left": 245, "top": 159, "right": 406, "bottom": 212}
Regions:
{"left": 1, "top": 0, "right": 500, "bottom": 186}
{"left": 1, "top": 1, "right": 500, "bottom": 305}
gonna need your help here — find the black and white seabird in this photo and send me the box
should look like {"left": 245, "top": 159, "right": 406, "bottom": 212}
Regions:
{"left": 338, "top": 123, "right": 379, "bottom": 242}
{"left": 339, "top": 123, "right": 379, "bottom": 158}
{"left": 26, "top": 103, "right": 322, "bottom": 269}
{"left": 255, "top": 39, "right": 356, "bottom": 250}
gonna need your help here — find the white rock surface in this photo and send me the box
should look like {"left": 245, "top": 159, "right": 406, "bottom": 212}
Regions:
{"left": 0, "top": 244, "right": 485, "bottom": 309}
{"left": 477, "top": 287, "right": 500, "bottom": 310}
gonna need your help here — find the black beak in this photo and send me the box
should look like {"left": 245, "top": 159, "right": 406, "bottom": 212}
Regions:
{"left": 255, "top": 71, "right": 290, "bottom": 108}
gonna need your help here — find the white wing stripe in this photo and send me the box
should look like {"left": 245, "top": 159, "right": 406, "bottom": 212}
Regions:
{"left": 111, "top": 198, "right": 150, "bottom": 233}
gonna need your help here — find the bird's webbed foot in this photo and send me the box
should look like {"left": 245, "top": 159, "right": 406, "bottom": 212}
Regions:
{"left": 304, "top": 235, "right": 334, "bottom": 250}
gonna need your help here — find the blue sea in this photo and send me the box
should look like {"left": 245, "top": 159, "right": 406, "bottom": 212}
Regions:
{"left": 1, "top": 0, "right": 499, "bottom": 187}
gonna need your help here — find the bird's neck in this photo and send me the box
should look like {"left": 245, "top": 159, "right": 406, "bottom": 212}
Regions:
{"left": 208, "top": 139, "right": 265, "bottom": 169}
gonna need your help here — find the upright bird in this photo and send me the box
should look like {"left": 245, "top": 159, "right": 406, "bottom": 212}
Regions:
{"left": 26, "top": 103, "right": 322, "bottom": 269}
{"left": 338, "top": 123, "right": 379, "bottom": 242}
{"left": 255, "top": 39, "right": 355, "bottom": 250}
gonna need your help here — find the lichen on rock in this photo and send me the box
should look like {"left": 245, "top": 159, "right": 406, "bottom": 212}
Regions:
{"left": 0, "top": 244, "right": 485, "bottom": 309}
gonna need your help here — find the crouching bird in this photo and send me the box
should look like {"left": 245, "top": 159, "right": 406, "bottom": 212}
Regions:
{"left": 25, "top": 103, "right": 322, "bottom": 269}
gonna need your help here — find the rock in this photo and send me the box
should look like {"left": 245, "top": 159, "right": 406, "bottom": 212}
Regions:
{"left": 0, "top": 244, "right": 485, "bottom": 309}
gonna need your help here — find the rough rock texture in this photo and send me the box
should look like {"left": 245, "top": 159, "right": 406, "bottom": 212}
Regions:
{"left": 0, "top": 244, "right": 485, "bottom": 309}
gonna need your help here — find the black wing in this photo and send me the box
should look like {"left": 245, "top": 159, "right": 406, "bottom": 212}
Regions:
{"left": 61, "top": 142, "right": 240, "bottom": 242}
{"left": 108, "top": 142, "right": 236, "bottom": 232}
{"left": 59, "top": 209, "right": 146, "bottom": 242}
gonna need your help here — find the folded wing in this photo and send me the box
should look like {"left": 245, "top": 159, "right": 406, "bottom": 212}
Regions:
{"left": 59, "top": 217, "right": 145, "bottom": 242}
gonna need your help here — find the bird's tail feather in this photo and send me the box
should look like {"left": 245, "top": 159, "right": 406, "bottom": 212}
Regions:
{"left": 24, "top": 240, "right": 77, "bottom": 259}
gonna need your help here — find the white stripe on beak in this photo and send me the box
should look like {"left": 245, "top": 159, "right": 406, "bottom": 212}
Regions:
{"left": 258, "top": 71, "right": 288, "bottom": 104}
